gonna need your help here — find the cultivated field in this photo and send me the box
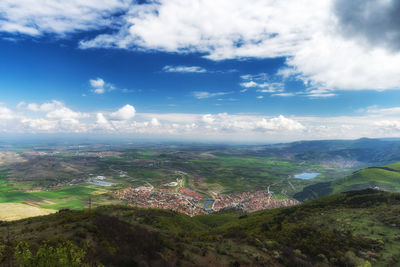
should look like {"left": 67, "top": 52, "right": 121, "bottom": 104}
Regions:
{"left": 0, "top": 203, "right": 56, "bottom": 221}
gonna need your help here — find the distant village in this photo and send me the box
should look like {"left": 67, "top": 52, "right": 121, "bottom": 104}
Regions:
{"left": 116, "top": 186, "right": 299, "bottom": 216}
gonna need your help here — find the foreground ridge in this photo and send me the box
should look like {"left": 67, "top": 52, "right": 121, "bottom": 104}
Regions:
{"left": 0, "top": 189, "right": 399, "bottom": 266}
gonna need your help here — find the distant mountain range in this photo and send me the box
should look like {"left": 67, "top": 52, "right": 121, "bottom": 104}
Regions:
{"left": 266, "top": 138, "right": 400, "bottom": 164}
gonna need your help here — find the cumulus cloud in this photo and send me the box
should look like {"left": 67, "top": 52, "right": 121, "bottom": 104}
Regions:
{"left": 151, "top": 118, "right": 161, "bottom": 126}
{"left": 198, "top": 113, "right": 304, "bottom": 134}
{"left": 79, "top": 0, "right": 400, "bottom": 92}
{"left": 80, "top": 0, "right": 323, "bottom": 59}
{"left": 3, "top": 1, "right": 400, "bottom": 91}
{"left": 23, "top": 100, "right": 88, "bottom": 120}
{"left": 109, "top": 104, "right": 136, "bottom": 121}
{"left": 95, "top": 113, "right": 113, "bottom": 131}
{"left": 17, "top": 101, "right": 89, "bottom": 133}
{"left": 90, "top": 78, "right": 105, "bottom": 94}
{"left": 2, "top": 100, "right": 400, "bottom": 141}
{"left": 0, "top": 106, "right": 15, "bottom": 120}
{"left": 89, "top": 78, "right": 115, "bottom": 94}
{"left": 255, "top": 116, "right": 305, "bottom": 131}
{"left": 25, "top": 100, "right": 64, "bottom": 112}
{"left": 163, "top": 65, "right": 207, "bottom": 73}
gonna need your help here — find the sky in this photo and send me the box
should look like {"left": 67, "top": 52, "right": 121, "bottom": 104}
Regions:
{"left": 1, "top": 0, "right": 400, "bottom": 142}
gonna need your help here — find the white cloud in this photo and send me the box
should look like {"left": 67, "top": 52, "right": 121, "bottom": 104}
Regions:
{"left": 0, "top": 0, "right": 129, "bottom": 36}
{"left": 2, "top": 1, "right": 400, "bottom": 92}
{"left": 240, "top": 73, "right": 284, "bottom": 93}
{"left": 272, "top": 93, "right": 296, "bottom": 97}
{"left": 3, "top": 1, "right": 400, "bottom": 92}
{"left": 26, "top": 103, "right": 40, "bottom": 112}
{"left": 90, "top": 78, "right": 105, "bottom": 94}
{"left": 80, "top": 0, "right": 324, "bottom": 59}
{"left": 0, "top": 107, "right": 14, "bottom": 120}
{"left": 24, "top": 100, "right": 88, "bottom": 121}
{"left": 163, "top": 65, "right": 207, "bottom": 73}
{"left": 240, "top": 81, "right": 258, "bottom": 88}
{"left": 305, "top": 89, "right": 337, "bottom": 98}
{"left": 151, "top": 118, "right": 161, "bottom": 126}
{"left": 360, "top": 105, "right": 400, "bottom": 116}
{"left": 16, "top": 101, "right": 25, "bottom": 109}
{"left": 21, "top": 118, "right": 57, "bottom": 131}
{"left": 255, "top": 116, "right": 305, "bottom": 131}
{"left": 192, "top": 91, "right": 231, "bottom": 99}
{"left": 17, "top": 101, "right": 89, "bottom": 133}
{"left": 375, "top": 120, "right": 400, "bottom": 132}
{"left": 196, "top": 113, "right": 305, "bottom": 136}
{"left": 78, "top": 0, "right": 400, "bottom": 92}
{"left": 3, "top": 100, "right": 400, "bottom": 141}
{"left": 46, "top": 106, "right": 86, "bottom": 121}
{"left": 96, "top": 113, "right": 108, "bottom": 125}
{"left": 109, "top": 104, "right": 136, "bottom": 121}
{"left": 95, "top": 113, "right": 114, "bottom": 131}
{"left": 89, "top": 77, "right": 115, "bottom": 94}
{"left": 256, "top": 84, "right": 284, "bottom": 93}
{"left": 202, "top": 114, "right": 215, "bottom": 124}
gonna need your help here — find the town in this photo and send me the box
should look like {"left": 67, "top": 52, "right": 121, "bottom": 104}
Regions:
{"left": 116, "top": 186, "right": 299, "bottom": 216}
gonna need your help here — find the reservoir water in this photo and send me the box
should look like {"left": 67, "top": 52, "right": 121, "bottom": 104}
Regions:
{"left": 294, "top": 172, "right": 320, "bottom": 179}
{"left": 88, "top": 181, "right": 118, "bottom": 186}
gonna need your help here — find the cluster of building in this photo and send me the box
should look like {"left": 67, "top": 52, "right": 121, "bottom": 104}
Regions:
{"left": 177, "top": 187, "right": 204, "bottom": 199}
{"left": 116, "top": 187, "right": 206, "bottom": 216}
{"left": 75, "top": 151, "right": 122, "bottom": 158}
{"left": 213, "top": 191, "right": 299, "bottom": 212}
{"left": 116, "top": 186, "right": 300, "bottom": 216}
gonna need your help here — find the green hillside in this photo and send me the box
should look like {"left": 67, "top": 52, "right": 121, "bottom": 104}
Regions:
{"left": 333, "top": 167, "right": 400, "bottom": 193}
{"left": 1, "top": 189, "right": 399, "bottom": 266}
{"left": 295, "top": 162, "right": 400, "bottom": 201}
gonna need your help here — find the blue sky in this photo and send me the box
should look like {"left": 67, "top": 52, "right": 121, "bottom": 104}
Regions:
{"left": 1, "top": 0, "right": 400, "bottom": 142}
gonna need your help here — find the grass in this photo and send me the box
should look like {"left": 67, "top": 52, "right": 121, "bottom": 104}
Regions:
{"left": 41, "top": 199, "right": 87, "bottom": 210}
{"left": 310, "top": 208, "right": 400, "bottom": 266}
{"left": 0, "top": 191, "right": 41, "bottom": 203}
{"left": 0, "top": 203, "right": 56, "bottom": 221}
{"left": 187, "top": 156, "right": 309, "bottom": 194}
{"left": 386, "top": 162, "right": 400, "bottom": 171}
{"left": 0, "top": 185, "right": 100, "bottom": 212}
{"left": 333, "top": 167, "right": 400, "bottom": 193}
{"left": 31, "top": 186, "right": 96, "bottom": 199}
{"left": 297, "top": 161, "right": 400, "bottom": 201}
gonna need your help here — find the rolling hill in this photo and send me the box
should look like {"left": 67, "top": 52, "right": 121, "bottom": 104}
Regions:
{"left": 295, "top": 161, "right": 400, "bottom": 201}
{"left": 1, "top": 189, "right": 399, "bottom": 266}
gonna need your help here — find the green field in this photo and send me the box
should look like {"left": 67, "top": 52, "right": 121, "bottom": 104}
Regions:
{"left": 296, "top": 161, "right": 400, "bottom": 201}
{"left": 0, "top": 141, "right": 391, "bottom": 214}
{"left": 333, "top": 167, "right": 400, "bottom": 193}
{"left": 0, "top": 186, "right": 102, "bottom": 210}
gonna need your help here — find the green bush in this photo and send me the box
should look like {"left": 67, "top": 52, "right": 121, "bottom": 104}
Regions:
{"left": 14, "top": 241, "right": 88, "bottom": 267}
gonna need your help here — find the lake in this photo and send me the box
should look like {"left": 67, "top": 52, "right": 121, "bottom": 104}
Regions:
{"left": 294, "top": 172, "right": 320, "bottom": 179}
{"left": 88, "top": 181, "right": 118, "bottom": 186}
